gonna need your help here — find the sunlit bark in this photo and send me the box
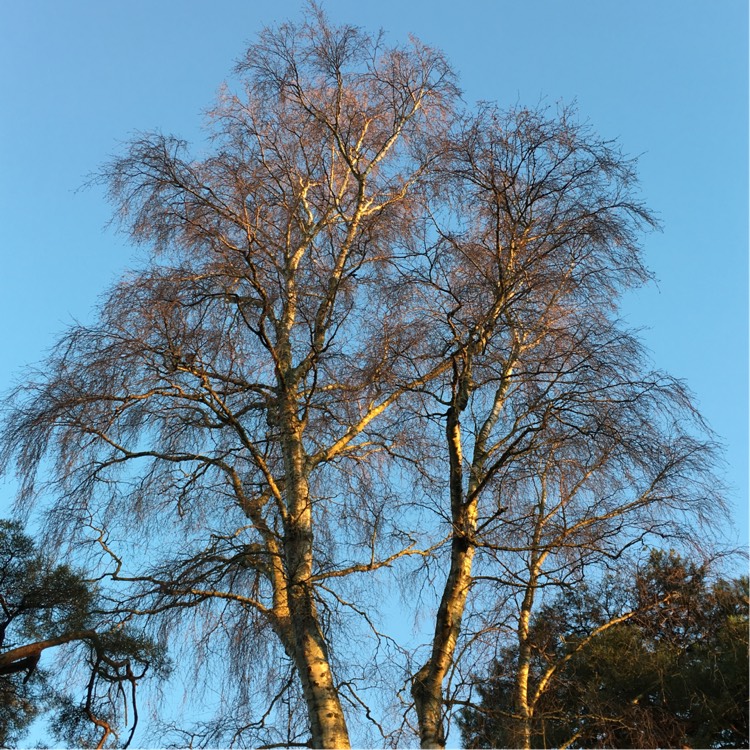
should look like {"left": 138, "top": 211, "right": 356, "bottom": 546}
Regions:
{"left": 0, "top": 10, "right": 457, "bottom": 747}
{"left": 407, "top": 104, "right": 695, "bottom": 747}
{"left": 0, "top": 10, "right": 722, "bottom": 748}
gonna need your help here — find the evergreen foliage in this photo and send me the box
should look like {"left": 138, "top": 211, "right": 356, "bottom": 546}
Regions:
{"left": 459, "top": 552, "right": 749, "bottom": 749}
{"left": 0, "top": 520, "right": 168, "bottom": 747}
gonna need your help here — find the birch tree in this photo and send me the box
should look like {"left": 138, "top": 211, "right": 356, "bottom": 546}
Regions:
{"left": 471, "top": 425, "right": 719, "bottom": 750}
{"left": 1, "top": 9, "right": 457, "bottom": 748}
{"left": 405, "top": 106, "right": 720, "bottom": 748}
{"left": 0, "top": 10, "right": 726, "bottom": 749}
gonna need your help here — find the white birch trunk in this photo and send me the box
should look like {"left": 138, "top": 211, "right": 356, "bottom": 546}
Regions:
{"left": 279, "top": 394, "right": 351, "bottom": 748}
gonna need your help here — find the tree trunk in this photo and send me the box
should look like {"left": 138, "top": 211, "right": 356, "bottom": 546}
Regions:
{"left": 412, "top": 532, "right": 476, "bottom": 748}
{"left": 412, "top": 402, "right": 477, "bottom": 748}
{"left": 280, "top": 396, "right": 350, "bottom": 749}
{"left": 285, "top": 517, "right": 350, "bottom": 748}
{"left": 515, "top": 616, "right": 533, "bottom": 750}
{"left": 514, "top": 528, "right": 545, "bottom": 750}
{"left": 412, "top": 357, "right": 515, "bottom": 747}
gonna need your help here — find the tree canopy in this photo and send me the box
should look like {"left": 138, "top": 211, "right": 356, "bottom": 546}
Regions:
{"left": 0, "top": 520, "right": 167, "bottom": 747}
{"left": 459, "top": 551, "right": 749, "bottom": 749}
{"left": 0, "top": 7, "right": 731, "bottom": 748}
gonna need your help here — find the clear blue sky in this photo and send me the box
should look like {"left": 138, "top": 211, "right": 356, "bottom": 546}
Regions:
{"left": 2, "top": 0, "right": 746, "bottom": 543}
{"left": 0, "top": 1, "right": 746, "bottom": 745}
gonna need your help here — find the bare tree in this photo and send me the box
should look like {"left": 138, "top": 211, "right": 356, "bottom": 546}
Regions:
{"left": 473, "top": 416, "right": 719, "bottom": 750}
{"left": 1, "top": 8, "right": 457, "bottom": 748}
{"left": 0, "top": 11, "right": 726, "bottom": 750}
{"left": 459, "top": 551, "right": 747, "bottom": 749}
{"left": 402, "top": 105, "right": 721, "bottom": 748}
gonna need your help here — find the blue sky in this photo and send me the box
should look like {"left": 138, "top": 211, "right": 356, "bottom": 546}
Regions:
{"left": 0, "top": 1, "right": 747, "bottom": 745}
{"left": 2, "top": 0, "right": 746, "bottom": 544}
